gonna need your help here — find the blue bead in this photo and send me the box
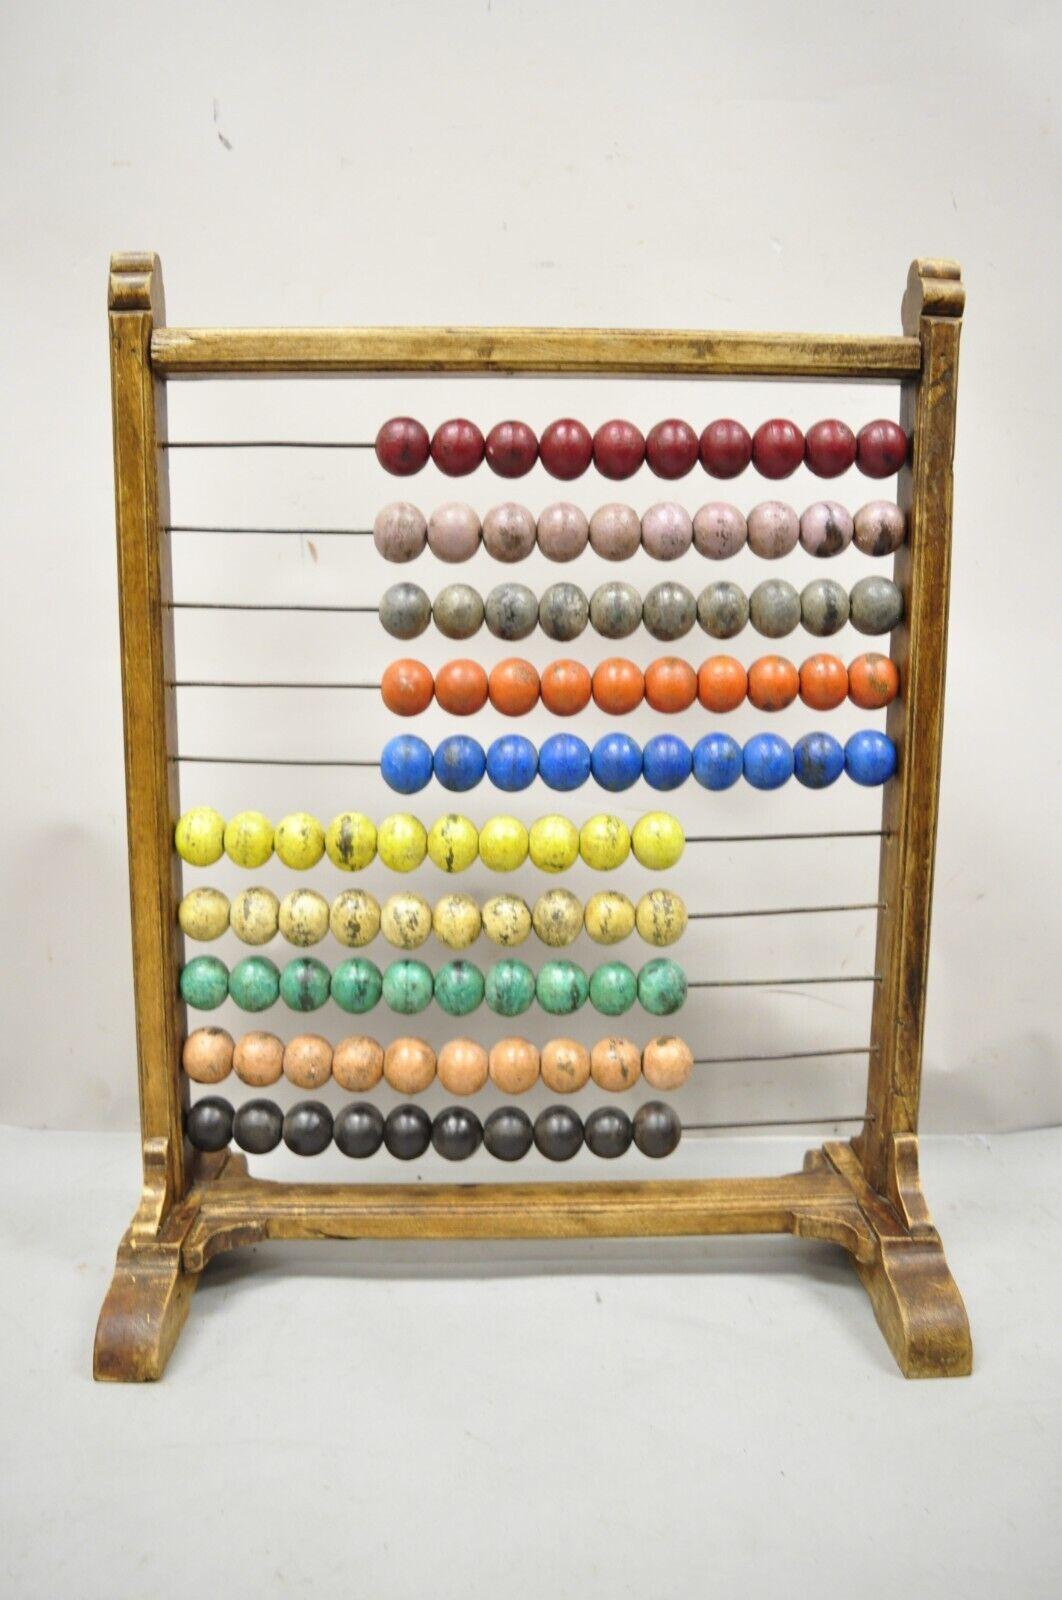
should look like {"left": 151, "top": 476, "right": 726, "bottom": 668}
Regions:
{"left": 380, "top": 734, "right": 433, "bottom": 794}
{"left": 433, "top": 735, "right": 486, "bottom": 793}
{"left": 692, "top": 732, "right": 743, "bottom": 791}
{"left": 486, "top": 734, "right": 538, "bottom": 792}
{"left": 743, "top": 733, "right": 794, "bottom": 790}
{"left": 845, "top": 729, "right": 897, "bottom": 786}
{"left": 642, "top": 733, "right": 692, "bottom": 791}
{"left": 538, "top": 733, "right": 591, "bottom": 792}
{"left": 793, "top": 731, "right": 844, "bottom": 789}
{"left": 590, "top": 732, "right": 643, "bottom": 792}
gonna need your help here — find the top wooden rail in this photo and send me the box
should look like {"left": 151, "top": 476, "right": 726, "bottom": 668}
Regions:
{"left": 149, "top": 325, "right": 921, "bottom": 379}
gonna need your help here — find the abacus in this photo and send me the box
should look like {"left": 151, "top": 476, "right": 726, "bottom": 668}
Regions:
{"left": 95, "top": 253, "right": 971, "bottom": 1381}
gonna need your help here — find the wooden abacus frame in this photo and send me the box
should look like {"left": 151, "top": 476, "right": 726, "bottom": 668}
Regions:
{"left": 95, "top": 253, "right": 971, "bottom": 1382}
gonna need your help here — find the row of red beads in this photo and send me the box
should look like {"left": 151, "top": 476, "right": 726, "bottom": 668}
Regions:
{"left": 376, "top": 416, "right": 908, "bottom": 482}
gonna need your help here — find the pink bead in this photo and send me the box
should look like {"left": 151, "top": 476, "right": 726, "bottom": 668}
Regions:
{"left": 641, "top": 502, "right": 693, "bottom": 560}
{"left": 430, "top": 419, "right": 485, "bottom": 476}
{"left": 427, "top": 502, "right": 481, "bottom": 562}
{"left": 588, "top": 503, "right": 642, "bottom": 561}
{"left": 692, "top": 503, "right": 747, "bottom": 559}
{"left": 540, "top": 419, "right": 593, "bottom": 480}
{"left": 752, "top": 419, "right": 805, "bottom": 479}
{"left": 699, "top": 418, "right": 753, "bottom": 478}
{"left": 375, "top": 417, "right": 430, "bottom": 476}
{"left": 857, "top": 420, "right": 908, "bottom": 478}
{"left": 485, "top": 421, "right": 538, "bottom": 478}
{"left": 799, "top": 501, "right": 853, "bottom": 557}
{"left": 804, "top": 419, "right": 857, "bottom": 477}
{"left": 537, "top": 502, "right": 589, "bottom": 562}
{"left": 646, "top": 419, "right": 699, "bottom": 478}
{"left": 482, "top": 503, "right": 537, "bottom": 563}
{"left": 593, "top": 420, "right": 646, "bottom": 479}
{"left": 373, "top": 502, "right": 427, "bottom": 562}
{"left": 747, "top": 501, "right": 799, "bottom": 559}
{"left": 853, "top": 501, "right": 906, "bottom": 556}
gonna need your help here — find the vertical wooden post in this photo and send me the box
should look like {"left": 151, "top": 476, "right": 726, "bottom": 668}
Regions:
{"left": 109, "top": 253, "right": 187, "bottom": 1226}
{"left": 861, "top": 260, "right": 965, "bottom": 1197}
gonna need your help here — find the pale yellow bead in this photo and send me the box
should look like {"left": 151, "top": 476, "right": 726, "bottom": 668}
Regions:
{"left": 583, "top": 891, "right": 635, "bottom": 945}
{"left": 278, "top": 889, "right": 330, "bottom": 947}
{"left": 229, "top": 886, "right": 280, "bottom": 945}
{"left": 635, "top": 888, "right": 688, "bottom": 946}
{"left": 481, "top": 894, "right": 532, "bottom": 947}
{"left": 178, "top": 887, "right": 231, "bottom": 942}
{"left": 329, "top": 889, "right": 381, "bottom": 948}
{"left": 381, "top": 892, "right": 433, "bottom": 949}
{"left": 532, "top": 889, "right": 584, "bottom": 947}
{"left": 432, "top": 893, "right": 482, "bottom": 950}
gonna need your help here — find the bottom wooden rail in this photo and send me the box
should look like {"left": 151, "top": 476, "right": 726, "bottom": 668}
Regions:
{"left": 94, "top": 1136, "right": 971, "bottom": 1383}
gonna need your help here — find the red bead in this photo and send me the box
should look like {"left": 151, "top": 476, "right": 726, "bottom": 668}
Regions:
{"left": 430, "top": 419, "right": 484, "bottom": 476}
{"left": 752, "top": 419, "right": 804, "bottom": 479}
{"left": 857, "top": 420, "right": 908, "bottom": 478}
{"left": 645, "top": 419, "right": 698, "bottom": 479}
{"left": 539, "top": 419, "right": 593, "bottom": 480}
{"left": 375, "top": 417, "right": 430, "bottom": 476}
{"left": 804, "top": 419, "right": 857, "bottom": 478}
{"left": 485, "top": 421, "right": 538, "bottom": 478}
{"left": 593, "top": 419, "right": 645, "bottom": 479}
{"left": 699, "top": 419, "right": 752, "bottom": 478}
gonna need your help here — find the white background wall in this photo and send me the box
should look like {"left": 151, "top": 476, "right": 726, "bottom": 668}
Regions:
{"left": 1, "top": 0, "right": 1059, "bottom": 1135}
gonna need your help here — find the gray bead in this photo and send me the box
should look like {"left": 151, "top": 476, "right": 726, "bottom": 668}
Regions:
{"left": 590, "top": 581, "right": 642, "bottom": 639}
{"left": 749, "top": 579, "right": 800, "bottom": 639}
{"left": 801, "top": 578, "right": 850, "bottom": 637}
{"left": 433, "top": 583, "right": 484, "bottom": 640}
{"left": 380, "top": 582, "right": 432, "bottom": 640}
{"left": 539, "top": 582, "right": 589, "bottom": 642}
{"left": 486, "top": 582, "right": 539, "bottom": 641}
{"left": 643, "top": 581, "right": 696, "bottom": 641}
{"left": 697, "top": 581, "right": 749, "bottom": 639}
{"left": 850, "top": 575, "right": 904, "bottom": 635}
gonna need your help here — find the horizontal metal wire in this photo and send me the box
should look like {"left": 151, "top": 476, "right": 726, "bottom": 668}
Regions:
{"left": 688, "top": 975, "right": 879, "bottom": 988}
{"left": 162, "top": 439, "right": 377, "bottom": 449}
{"left": 170, "top": 681, "right": 380, "bottom": 690}
{"left": 690, "top": 902, "right": 882, "bottom": 920}
{"left": 166, "top": 525, "right": 373, "bottom": 536}
{"left": 171, "top": 755, "right": 380, "bottom": 767}
{"left": 684, "top": 1112, "right": 870, "bottom": 1132}
{"left": 167, "top": 602, "right": 378, "bottom": 613}
{"left": 692, "top": 1047, "right": 874, "bottom": 1064}
{"left": 687, "top": 830, "right": 886, "bottom": 843}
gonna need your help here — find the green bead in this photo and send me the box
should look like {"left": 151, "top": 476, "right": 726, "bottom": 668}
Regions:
{"left": 382, "top": 959, "right": 434, "bottom": 1014}
{"left": 229, "top": 956, "right": 281, "bottom": 1012}
{"left": 433, "top": 960, "right": 485, "bottom": 1017}
{"left": 485, "top": 959, "right": 536, "bottom": 1017}
{"left": 637, "top": 958, "right": 687, "bottom": 1016}
{"left": 536, "top": 960, "right": 589, "bottom": 1016}
{"left": 589, "top": 961, "right": 637, "bottom": 1016}
{"left": 180, "top": 955, "right": 229, "bottom": 1010}
{"left": 331, "top": 958, "right": 383, "bottom": 1014}
{"left": 279, "top": 957, "right": 331, "bottom": 1012}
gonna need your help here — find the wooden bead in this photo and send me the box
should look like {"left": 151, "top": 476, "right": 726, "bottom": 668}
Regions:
{"left": 540, "top": 659, "right": 592, "bottom": 716}
{"left": 283, "top": 1102, "right": 333, "bottom": 1157}
{"left": 747, "top": 501, "right": 799, "bottom": 559}
{"left": 375, "top": 417, "right": 429, "bottom": 475}
{"left": 853, "top": 500, "right": 906, "bottom": 556}
{"left": 799, "top": 654, "right": 848, "bottom": 710}
{"left": 857, "top": 419, "right": 908, "bottom": 477}
{"left": 274, "top": 813, "right": 326, "bottom": 871}
{"left": 630, "top": 813, "right": 684, "bottom": 870}
{"left": 233, "top": 1030, "right": 284, "bottom": 1087}
{"left": 179, "top": 888, "right": 231, "bottom": 942}
{"left": 749, "top": 579, "right": 800, "bottom": 639}
{"left": 277, "top": 956, "right": 329, "bottom": 1013}
{"left": 233, "top": 1098, "right": 283, "bottom": 1155}
{"left": 283, "top": 1034, "right": 333, "bottom": 1089}
{"left": 646, "top": 418, "right": 698, "bottom": 478}
{"left": 489, "top": 1037, "right": 540, "bottom": 1093}
{"left": 180, "top": 955, "right": 230, "bottom": 1011}
{"left": 481, "top": 894, "right": 532, "bottom": 947}
{"left": 804, "top": 419, "right": 856, "bottom": 477}
{"left": 485, "top": 582, "right": 538, "bottom": 640}
{"left": 699, "top": 419, "right": 752, "bottom": 478}
{"left": 381, "top": 892, "right": 433, "bottom": 949}
{"left": 187, "top": 1096, "right": 234, "bottom": 1153}
{"left": 425, "top": 814, "right": 478, "bottom": 873}
{"left": 748, "top": 655, "right": 800, "bottom": 711}
{"left": 592, "top": 658, "right": 644, "bottom": 714}
{"left": 637, "top": 957, "right": 688, "bottom": 1015}
{"left": 584, "top": 1106, "right": 633, "bottom": 1159}
{"left": 437, "top": 1038, "right": 489, "bottom": 1095}
{"left": 635, "top": 889, "right": 688, "bottom": 946}
{"left": 583, "top": 890, "right": 635, "bottom": 945}
{"left": 590, "top": 581, "right": 642, "bottom": 640}
{"left": 533, "top": 1105, "right": 584, "bottom": 1161}
{"left": 485, "top": 420, "right": 538, "bottom": 477}
{"left": 334, "top": 1102, "right": 385, "bottom": 1158}
{"left": 591, "top": 1036, "right": 641, "bottom": 1091}
{"left": 528, "top": 815, "right": 580, "bottom": 873}
{"left": 482, "top": 503, "right": 537, "bottom": 562}
{"left": 589, "top": 961, "right": 638, "bottom": 1016}
{"left": 752, "top": 419, "right": 804, "bottom": 479}
{"left": 540, "top": 1038, "right": 591, "bottom": 1093}
{"left": 326, "top": 811, "right": 377, "bottom": 871}
{"left": 175, "top": 807, "right": 225, "bottom": 867}
{"left": 332, "top": 1035, "right": 384, "bottom": 1092}
{"left": 432, "top": 1107, "right": 483, "bottom": 1161}
{"left": 588, "top": 502, "right": 642, "bottom": 560}
{"left": 800, "top": 578, "right": 849, "bottom": 637}
{"left": 848, "top": 652, "right": 900, "bottom": 710}
{"left": 488, "top": 658, "right": 541, "bottom": 716}
{"left": 536, "top": 960, "right": 589, "bottom": 1015}
{"left": 224, "top": 810, "right": 274, "bottom": 868}
{"left": 692, "top": 502, "right": 747, "bottom": 559}
{"left": 642, "top": 581, "right": 696, "bottom": 642}
{"left": 850, "top": 576, "right": 903, "bottom": 635}
{"left": 593, "top": 420, "right": 645, "bottom": 479}
{"left": 384, "top": 1037, "right": 436, "bottom": 1093}
{"left": 537, "top": 502, "right": 589, "bottom": 561}
{"left": 433, "top": 582, "right": 485, "bottom": 639}
{"left": 435, "top": 659, "right": 488, "bottom": 716}
{"left": 433, "top": 892, "right": 482, "bottom": 949}
{"left": 697, "top": 655, "right": 747, "bottom": 712}
{"left": 539, "top": 582, "right": 589, "bottom": 641}
{"left": 533, "top": 888, "right": 584, "bottom": 947}
{"left": 633, "top": 1100, "right": 681, "bottom": 1158}
{"left": 430, "top": 419, "right": 485, "bottom": 476}
{"left": 644, "top": 657, "right": 697, "bottom": 713}
{"left": 433, "top": 960, "right": 485, "bottom": 1017}
{"left": 579, "top": 814, "right": 631, "bottom": 871}
{"left": 697, "top": 581, "right": 749, "bottom": 639}
{"left": 483, "top": 1106, "right": 534, "bottom": 1161}
{"left": 486, "top": 958, "right": 536, "bottom": 1015}
{"left": 384, "top": 1104, "right": 432, "bottom": 1160}
{"left": 182, "top": 1028, "right": 234, "bottom": 1084}
{"left": 427, "top": 502, "right": 481, "bottom": 561}
{"left": 380, "top": 581, "right": 432, "bottom": 640}
{"left": 539, "top": 418, "right": 593, "bottom": 479}
{"left": 642, "top": 1036, "right": 693, "bottom": 1089}
{"left": 478, "top": 816, "right": 529, "bottom": 872}
{"left": 330, "top": 889, "right": 381, "bottom": 948}
{"left": 800, "top": 501, "right": 853, "bottom": 557}
{"left": 373, "top": 501, "right": 427, "bottom": 561}
{"left": 278, "top": 889, "right": 330, "bottom": 947}
{"left": 381, "top": 658, "right": 434, "bottom": 717}
{"left": 382, "top": 959, "right": 434, "bottom": 1014}
{"left": 641, "top": 502, "right": 693, "bottom": 560}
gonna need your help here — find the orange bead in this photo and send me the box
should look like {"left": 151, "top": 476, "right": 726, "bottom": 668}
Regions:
{"left": 283, "top": 1033, "right": 333, "bottom": 1090}
{"left": 488, "top": 657, "right": 541, "bottom": 716}
{"left": 381, "top": 658, "right": 434, "bottom": 717}
{"left": 435, "top": 659, "right": 489, "bottom": 716}
{"left": 437, "top": 1038, "right": 489, "bottom": 1095}
{"left": 540, "top": 1038, "right": 591, "bottom": 1093}
{"left": 590, "top": 1036, "right": 642, "bottom": 1092}
{"left": 848, "top": 652, "right": 900, "bottom": 710}
{"left": 644, "top": 656, "right": 698, "bottom": 713}
{"left": 747, "top": 655, "right": 799, "bottom": 712}
{"left": 383, "top": 1036, "right": 437, "bottom": 1093}
{"left": 332, "top": 1035, "right": 384, "bottom": 1092}
{"left": 592, "top": 658, "right": 645, "bottom": 715}
{"left": 799, "top": 654, "right": 849, "bottom": 711}
{"left": 488, "top": 1037, "right": 540, "bottom": 1093}
{"left": 697, "top": 656, "right": 748, "bottom": 713}
{"left": 540, "top": 659, "right": 593, "bottom": 716}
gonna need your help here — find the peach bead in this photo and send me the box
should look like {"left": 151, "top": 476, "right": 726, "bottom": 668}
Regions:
{"left": 384, "top": 1037, "right": 437, "bottom": 1094}
{"left": 381, "top": 658, "right": 435, "bottom": 717}
{"left": 233, "top": 1031, "right": 284, "bottom": 1087}
{"left": 747, "top": 655, "right": 800, "bottom": 711}
{"left": 488, "top": 658, "right": 541, "bottom": 716}
{"left": 537, "top": 502, "right": 589, "bottom": 561}
{"left": 435, "top": 659, "right": 489, "bottom": 716}
{"left": 590, "top": 1036, "right": 642, "bottom": 1092}
{"left": 437, "top": 1038, "right": 489, "bottom": 1095}
{"left": 799, "top": 654, "right": 849, "bottom": 711}
{"left": 697, "top": 656, "right": 747, "bottom": 713}
{"left": 540, "top": 659, "right": 592, "bottom": 716}
{"left": 747, "top": 501, "right": 799, "bottom": 559}
{"left": 642, "top": 1036, "right": 693, "bottom": 1090}
{"left": 333, "top": 1036, "right": 384, "bottom": 1092}
{"left": 182, "top": 1027, "right": 234, "bottom": 1084}
{"left": 283, "top": 1034, "right": 334, "bottom": 1090}
{"left": 540, "top": 1038, "right": 592, "bottom": 1094}
{"left": 848, "top": 652, "right": 900, "bottom": 710}
{"left": 592, "top": 658, "right": 645, "bottom": 715}
{"left": 644, "top": 657, "right": 698, "bottom": 713}
{"left": 488, "top": 1037, "right": 540, "bottom": 1094}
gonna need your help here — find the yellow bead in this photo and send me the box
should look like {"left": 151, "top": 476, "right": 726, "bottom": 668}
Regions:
{"left": 381, "top": 892, "right": 433, "bottom": 949}
{"left": 433, "top": 893, "right": 482, "bottom": 950}
{"left": 584, "top": 891, "right": 635, "bottom": 945}
{"left": 635, "top": 888, "right": 688, "bottom": 945}
{"left": 175, "top": 807, "right": 225, "bottom": 866}
{"left": 528, "top": 814, "right": 580, "bottom": 874}
{"left": 325, "top": 812, "right": 377, "bottom": 872}
{"left": 426, "top": 813, "right": 479, "bottom": 874}
{"left": 481, "top": 894, "right": 532, "bottom": 947}
{"left": 178, "top": 887, "right": 230, "bottom": 942}
{"left": 230, "top": 886, "right": 280, "bottom": 945}
{"left": 533, "top": 889, "right": 584, "bottom": 947}
{"left": 632, "top": 812, "right": 685, "bottom": 870}
{"left": 579, "top": 814, "right": 631, "bottom": 871}
{"left": 278, "top": 889, "right": 330, "bottom": 947}
{"left": 330, "top": 889, "right": 380, "bottom": 947}
{"left": 478, "top": 815, "right": 529, "bottom": 872}
{"left": 223, "top": 810, "right": 274, "bottom": 869}
{"left": 378, "top": 813, "right": 428, "bottom": 873}
{"left": 274, "top": 812, "right": 325, "bottom": 870}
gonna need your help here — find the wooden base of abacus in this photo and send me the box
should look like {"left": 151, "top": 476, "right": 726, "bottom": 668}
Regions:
{"left": 94, "top": 1131, "right": 971, "bottom": 1381}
